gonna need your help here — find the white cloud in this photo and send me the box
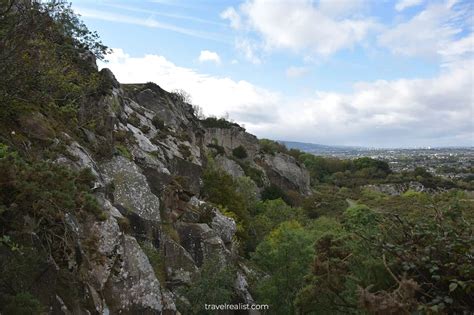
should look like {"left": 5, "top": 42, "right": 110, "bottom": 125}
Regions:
{"left": 220, "top": 7, "right": 242, "bottom": 29}
{"left": 222, "top": 0, "right": 375, "bottom": 58}
{"left": 395, "top": 0, "right": 424, "bottom": 12}
{"left": 378, "top": 1, "right": 471, "bottom": 59}
{"left": 235, "top": 38, "right": 262, "bottom": 64}
{"left": 101, "top": 49, "right": 278, "bottom": 120}
{"left": 198, "top": 50, "right": 221, "bottom": 64}
{"left": 102, "top": 49, "right": 473, "bottom": 147}
{"left": 286, "top": 66, "right": 309, "bottom": 78}
{"left": 318, "top": 0, "right": 367, "bottom": 17}
{"left": 268, "top": 59, "right": 474, "bottom": 147}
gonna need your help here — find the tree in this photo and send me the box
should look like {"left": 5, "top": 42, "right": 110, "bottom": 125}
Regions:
{"left": 0, "top": 0, "right": 109, "bottom": 127}
{"left": 178, "top": 258, "right": 235, "bottom": 315}
{"left": 232, "top": 145, "right": 248, "bottom": 159}
{"left": 252, "top": 221, "right": 313, "bottom": 314}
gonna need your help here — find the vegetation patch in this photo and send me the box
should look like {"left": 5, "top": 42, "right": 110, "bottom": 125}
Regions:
{"left": 232, "top": 145, "right": 248, "bottom": 159}
{"left": 115, "top": 144, "right": 132, "bottom": 160}
{"left": 201, "top": 117, "right": 240, "bottom": 129}
{"left": 139, "top": 241, "right": 167, "bottom": 284}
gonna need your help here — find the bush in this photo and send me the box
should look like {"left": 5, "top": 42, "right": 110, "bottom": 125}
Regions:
{"left": 151, "top": 115, "right": 165, "bottom": 129}
{"left": 201, "top": 157, "right": 251, "bottom": 251}
{"left": 1, "top": 293, "right": 44, "bottom": 315}
{"left": 178, "top": 143, "right": 192, "bottom": 160}
{"left": 140, "top": 241, "right": 166, "bottom": 284}
{"left": 115, "top": 144, "right": 132, "bottom": 160}
{"left": 232, "top": 145, "right": 248, "bottom": 159}
{"left": 127, "top": 112, "right": 141, "bottom": 127}
{"left": 206, "top": 143, "right": 225, "bottom": 156}
{"left": 237, "top": 161, "right": 265, "bottom": 187}
{"left": 177, "top": 258, "right": 235, "bottom": 315}
{"left": 252, "top": 221, "right": 313, "bottom": 314}
{"left": 140, "top": 124, "right": 151, "bottom": 134}
{"left": 259, "top": 139, "right": 288, "bottom": 155}
{"left": 201, "top": 117, "right": 240, "bottom": 129}
{"left": 261, "top": 184, "right": 286, "bottom": 202}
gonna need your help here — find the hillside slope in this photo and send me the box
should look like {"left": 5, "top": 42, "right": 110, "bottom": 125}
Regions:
{"left": 1, "top": 58, "right": 311, "bottom": 313}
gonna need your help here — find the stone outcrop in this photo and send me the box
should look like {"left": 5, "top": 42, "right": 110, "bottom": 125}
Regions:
{"left": 204, "top": 126, "right": 260, "bottom": 158}
{"left": 259, "top": 153, "right": 311, "bottom": 194}
{"left": 101, "top": 156, "right": 161, "bottom": 222}
{"left": 19, "top": 69, "right": 310, "bottom": 314}
{"left": 363, "top": 181, "right": 440, "bottom": 196}
{"left": 215, "top": 155, "right": 245, "bottom": 178}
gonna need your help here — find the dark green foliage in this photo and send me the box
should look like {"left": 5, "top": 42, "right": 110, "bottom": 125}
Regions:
{"left": 178, "top": 258, "right": 235, "bottom": 315}
{"left": 261, "top": 184, "right": 286, "bottom": 201}
{"left": 352, "top": 157, "right": 390, "bottom": 173}
{"left": 302, "top": 185, "right": 349, "bottom": 218}
{"left": 360, "top": 206, "right": 474, "bottom": 313}
{"left": 1, "top": 292, "right": 44, "bottom": 315}
{"left": 202, "top": 165, "right": 248, "bottom": 224}
{"left": 201, "top": 158, "right": 252, "bottom": 252}
{"left": 179, "top": 143, "right": 192, "bottom": 160}
{"left": 140, "top": 124, "right": 151, "bottom": 134}
{"left": 127, "top": 112, "right": 141, "bottom": 127}
{"left": 140, "top": 241, "right": 166, "bottom": 284}
{"left": 115, "top": 144, "right": 132, "bottom": 160}
{"left": 259, "top": 138, "right": 288, "bottom": 155}
{"left": 295, "top": 193, "right": 474, "bottom": 314}
{"left": 151, "top": 115, "right": 165, "bottom": 129}
{"left": 206, "top": 143, "right": 225, "bottom": 156}
{"left": 232, "top": 145, "right": 248, "bottom": 159}
{"left": 251, "top": 221, "right": 313, "bottom": 315}
{"left": 236, "top": 161, "right": 265, "bottom": 187}
{"left": 247, "top": 199, "right": 305, "bottom": 251}
{"left": 0, "top": 0, "right": 109, "bottom": 131}
{"left": 0, "top": 145, "right": 104, "bottom": 312}
{"left": 0, "top": 145, "right": 104, "bottom": 261}
{"left": 201, "top": 117, "right": 240, "bottom": 129}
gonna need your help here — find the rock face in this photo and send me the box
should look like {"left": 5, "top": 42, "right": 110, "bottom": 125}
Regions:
{"left": 260, "top": 153, "right": 311, "bottom": 194}
{"left": 101, "top": 156, "right": 161, "bottom": 222}
{"left": 215, "top": 155, "right": 245, "bottom": 178}
{"left": 204, "top": 126, "right": 260, "bottom": 157}
{"left": 363, "top": 181, "right": 439, "bottom": 196}
{"left": 103, "top": 235, "right": 163, "bottom": 314}
{"left": 20, "top": 73, "right": 309, "bottom": 314}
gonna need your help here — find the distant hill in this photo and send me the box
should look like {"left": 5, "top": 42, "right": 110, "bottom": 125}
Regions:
{"left": 279, "top": 140, "right": 364, "bottom": 155}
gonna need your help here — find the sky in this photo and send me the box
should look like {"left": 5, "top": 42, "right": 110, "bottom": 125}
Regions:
{"left": 71, "top": 0, "right": 474, "bottom": 148}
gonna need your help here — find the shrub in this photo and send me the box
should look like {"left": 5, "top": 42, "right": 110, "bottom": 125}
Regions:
{"left": 237, "top": 161, "right": 265, "bottom": 187}
{"left": 207, "top": 143, "right": 225, "bottom": 156}
{"left": 178, "top": 143, "right": 192, "bottom": 160}
{"left": 177, "top": 258, "right": 235, "bottom": 315}
{"left": 232, "top": 145, "right": 248, "bottom": 159}
{"left": 127, "top": 112, "right": 141, "bottom": 127}
{"left": 261, "top": 184, "right": 286, "bottom": 201}
{"left": 259, "top": 139, "right": 288, "bottom": 155}
{"left": 115, "top": 144, "right": 132, "bottom": 160}
{"left": 140, "top": 124, "right": 151, "bottom": 134}
{"left": 0, "top": 146, "right": 105, "bottom": 308}
{"left": 1, "top": 293, "right": 44, "bottom": 315}
{"left": 252, "top": 221, "right": 313, "bottom": 315}
{"left": 201, "top": 117, "right": 239, "bottom": 129}
{"left": 140, "top": 241, "right": 166, "bottom": 284}
{"left": 151, "top": 115, "right": 165, "bottom": 129}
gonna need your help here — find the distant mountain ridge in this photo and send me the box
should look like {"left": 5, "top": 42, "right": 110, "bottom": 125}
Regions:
{"left": 278, "top": 140, "right": 364, "bottom": 154}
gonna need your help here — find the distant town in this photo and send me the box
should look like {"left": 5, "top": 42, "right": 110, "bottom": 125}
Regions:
{"left": 282, "top": 141, "right": 474, "bottom": 181}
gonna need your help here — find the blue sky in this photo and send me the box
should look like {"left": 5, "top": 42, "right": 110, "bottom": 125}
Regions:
{"left": 72, "top": 0, "right": 473, "bottom": 148}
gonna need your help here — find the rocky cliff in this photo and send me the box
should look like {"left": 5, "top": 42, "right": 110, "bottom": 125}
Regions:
{"left": 1, "top": 61, "right": 310, "bottom": 313}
